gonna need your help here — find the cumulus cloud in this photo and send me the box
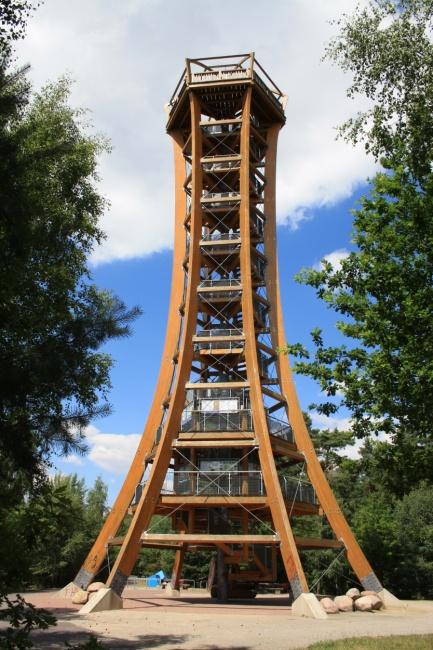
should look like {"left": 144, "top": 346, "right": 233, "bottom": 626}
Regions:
{"left": 16, "top": 0, "right": 374, "bottom": 265}
{"left": 85, "top": 424, "right": 140, "bottom": 475}
{"left": 314, "top": 248, "right": 350, "bottom": 271}
{"left": 311, "top": 412, "right": 352, "bottom": 432}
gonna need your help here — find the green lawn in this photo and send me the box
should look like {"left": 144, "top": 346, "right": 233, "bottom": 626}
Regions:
{"left": 305, "top": 636, "right": 433, "bottom": 649}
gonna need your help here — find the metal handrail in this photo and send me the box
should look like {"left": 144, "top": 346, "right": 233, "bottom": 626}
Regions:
{"left": 202, "top": 123, "right": 241, "bottom": 135}
{"left": 195, "top": 339, "right": 243, "bottom": 352}
{"left": 180, "top": 410, "right": 253, "bottom": 432}
{"left": 202, "top": 191, "right": 241, "bottom": 200}
{"left": 167, "top": 470, "right": 316, "bottom": 503}
{"left": 199, "top": 279, "right": 241, "bottom": 288}
{"left": 195, "top": 328, "right": 243, "bottom": 338}
{"left": 267, "top": 415, "right": 293, "bottom": 443}
{"left": 201, "top": 232, "right": 241, "bottom": 242}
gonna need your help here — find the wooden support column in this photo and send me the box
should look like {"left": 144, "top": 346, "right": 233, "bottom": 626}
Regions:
{"left": 239, "top": 87, "right": 308, "bottom": 600}
{"left": 171, "top": 544, "right": 188, "bottom": 590}
{"left": 263, "top": 124, "right": 383, "bottom": 594}
{"left": 72, "top": 130, "right": 187, "bottom": 589}
{"left": 104, "top": 93, "right": 203, "bottom": 597}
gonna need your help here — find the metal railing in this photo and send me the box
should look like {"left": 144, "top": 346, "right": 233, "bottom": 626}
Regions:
{"left": 202, "top": 160, "right": 241, "bottom": 172}
{"left": 195, "top": 328, "right": 243, "bottom": 338}
{"left": 192, "top": 69, "right": 250, "bottom": 84}
{"left": 169, "top": 470, "right": 317, "bottom": 504}
{"left": 202, "top": 191, "right": 241, "bottom": 201}
{"left": 199, "top": 278, "right": 241, "bottom": 288}
{"left": 202, "top": 123, "right": 241, "bottom": 135}
{"left": 266, "top": 415, "right": 293, "bottom": 443}
{"left": 201, "top": 232, "right": 241, "bottom": 242}
{"left": 180, "top": 410, "right": 253, "bottom": 432}
{"left": 179, "top": 407, "right": 292, "bottom": 443}
{"left": 195, "top": 339, "right": 244, "bottom": 352}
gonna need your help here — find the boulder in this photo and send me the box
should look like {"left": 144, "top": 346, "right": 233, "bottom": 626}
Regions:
{"left": 361, "top": 590, "right": 382, "bottom": 600}
{"left": 87, "top": 582, "right": 106, "bottom": 593}
{"left": 346, "top": 587, "right": 361, "bottom": 600}
{"left": 354, "top": 595, "right": 373, "bottom": 612}
{"left": 72, "top": 589, "right": 89, "bottom": 605}
{"left": 334, "top": 595, "right": 354, "bottom": 612}
{"left": 320, "top": 597, "right": 339, "bottom": 614}
{"left": 367, "top": 594, "right": 384, "bottom": 610}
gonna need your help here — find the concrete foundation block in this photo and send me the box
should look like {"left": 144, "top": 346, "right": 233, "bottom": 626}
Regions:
{"left": 79, "top": 587, "right": 123, "bottom": 614}
{"left": 378, "top": 588, "right": 406, "bottom": 609}
{"left": 292, "top": 593, "right": 328, "bottom": 620}
{"left": 165, "top": 584, "right": 181, "bottom": 597}
{"left": 57, "top": 582, "right": 80, "bottom": 599}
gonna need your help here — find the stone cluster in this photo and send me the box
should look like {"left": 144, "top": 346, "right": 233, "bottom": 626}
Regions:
{"left": 319, "top": 588, "right": 384, "bottom": 614}
{"left": 71, "top": 582, "right": 106, "bottom": 605}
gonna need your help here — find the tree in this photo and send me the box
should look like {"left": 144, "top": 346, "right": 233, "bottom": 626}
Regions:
{"left": 0, "top": 0, "right": 40, "bottom": 59}
{"left": 0, "top": 473, "right": 109, "bottom": 591}
{"left": 395, "top": 483, "right": 433, "bottom": 598}
{"left": 325, "top": 0, "right": 433, "bottom": 184}
{"left": 0, "top": 64, "right": 141, "bottom": 486}
{"left": 286, "top": 1, "right": 433, "bottom": 453}
{"left": 85, "top": 476, "right": 108, "bottom": 538}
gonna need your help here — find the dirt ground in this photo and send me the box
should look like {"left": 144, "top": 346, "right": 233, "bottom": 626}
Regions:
{"left": 18, "top": 588, "right": 433, "bottom": 650}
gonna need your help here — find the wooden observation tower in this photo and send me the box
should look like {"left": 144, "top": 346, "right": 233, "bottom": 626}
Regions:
{"left": 71, "top": 54, "right": 398, "bottom": 617}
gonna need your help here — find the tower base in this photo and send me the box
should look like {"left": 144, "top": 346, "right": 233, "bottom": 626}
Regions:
{"left": 292, "top": 593, "right": 328, "bottom": 619}
{"left": 79, "top": 587, "right": 123, "bottom": 614}
{"left": 165, "top": 584, "right": 180, "bottom": 597}
{"left": 57, "top": 582, "right": 80, "bottom": 599}
{"left": 378, "top": 588, "right": 406, "bottom": 609}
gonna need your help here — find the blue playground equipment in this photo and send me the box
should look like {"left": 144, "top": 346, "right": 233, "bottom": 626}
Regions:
{"left": 146, "top": 570, "right": 166, "bottom": 587}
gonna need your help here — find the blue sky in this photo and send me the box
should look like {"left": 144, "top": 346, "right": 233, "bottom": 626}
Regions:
{"left": 16, "top": 0, "right": 375, "bottom": 502}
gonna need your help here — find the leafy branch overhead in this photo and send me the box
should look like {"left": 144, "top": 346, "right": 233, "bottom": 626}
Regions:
{"left": 286, "top": 0, "right": 433, "bottom": 443}
{"left": 0, "top": 62, "right": 141, "bottom": 485}
{"left": 325, "top": 0, "right": 433, "bottom": 183}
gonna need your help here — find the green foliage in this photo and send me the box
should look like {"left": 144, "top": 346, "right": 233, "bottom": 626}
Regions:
{"left": 325, "top": 0, "right": 433, "bottom": 183}
{"left": 0, "top": 61, "right": 141, "bottom": 487}
{"left": 394, "top": 483, "right": 433, "bottom": 598}
{"left": 352, "top": 491, "right": 402, "bottom": 589}
{"left": 304, "top": 635, "right": 433, "bottom": 649}
{"left": 288, "top": 1, "right": 433, "bottom": 464}
{"left": 0, "top": 474, "right": 109, "bottom": 591}
{"left": 0, "top": 1, "right": 40, "bottom": 59}
{"left": 291, "top": 165, "right": 433, "bottom": 443}
{"left": 0, "top": 593, "right": 56, "bottom": 650}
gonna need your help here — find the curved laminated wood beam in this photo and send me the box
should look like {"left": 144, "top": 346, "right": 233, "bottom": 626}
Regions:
{"left": 72, "top": 131, "right": 187, "bottom": 589}
{"left": 239, "top": 87, "right": 308, "bottom": 600}
{"left": 105, "top": 92, "right": 203, "bottom": 597}
{"left": 263, "top": 125, "right": 383, "bottom": 594}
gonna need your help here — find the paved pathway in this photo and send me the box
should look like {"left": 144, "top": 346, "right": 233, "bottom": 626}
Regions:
{"left": 19, "top": 589, "right": 433, "bottom": 649}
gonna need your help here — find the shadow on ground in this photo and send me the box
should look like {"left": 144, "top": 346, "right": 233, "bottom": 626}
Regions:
{"left": 31, "top": 626, "right": 253, "bottom": 650}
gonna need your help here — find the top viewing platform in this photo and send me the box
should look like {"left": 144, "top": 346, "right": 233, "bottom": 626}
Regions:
{"left": 166, "top": 53, "right": 287, "bottom": 129}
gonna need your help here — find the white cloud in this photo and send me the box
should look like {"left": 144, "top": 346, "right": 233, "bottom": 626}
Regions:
{"left": 311, "top": 412, "right": 352, "bottom": 432}
{"left": 85, "top": 424, "right": 140, "bottom": 475}
{"left": 314, "top": 248, "right": 350, "bottom": 271}
{"left": 16, "top": 0, "right": 373, "bottom": 265}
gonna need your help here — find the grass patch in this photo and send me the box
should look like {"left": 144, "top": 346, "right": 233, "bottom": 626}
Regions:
{"left": 305, "top": 635, "right": 433, "bottom": 649}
